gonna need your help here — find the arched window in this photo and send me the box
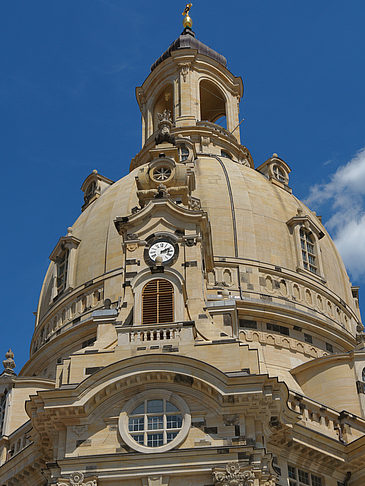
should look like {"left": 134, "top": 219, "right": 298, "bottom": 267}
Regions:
{"left": 0, "top": 390, "right": 8, "bottom": 436}
{"left": 142, "top": 279, "right": 174, "bottom": 325}
{"left": 300, "top": 228, "right": 317, "bottom": 274}
{"left": 200, "top": 80, "right": 226, "bottom": 127}
{"left": 362, "top": 367, "right": 365, "bottom": 383}
{"left": 153, "top": 85, "right": 173, "bottom": 133}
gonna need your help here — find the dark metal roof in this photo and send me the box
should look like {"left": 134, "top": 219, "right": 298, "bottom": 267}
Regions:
{"left": 150, "top": 28, "right": 227, "bottom": 72}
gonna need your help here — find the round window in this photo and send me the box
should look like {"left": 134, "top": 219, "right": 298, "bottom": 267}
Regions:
{"left": 150, "top": 165, "right": 172, "bottom": 182}
{"left": 119, "top": 391, "right": 191, "bottom": 453}
{"left": 273, "top": 165, "right": 286, "bottom": 183}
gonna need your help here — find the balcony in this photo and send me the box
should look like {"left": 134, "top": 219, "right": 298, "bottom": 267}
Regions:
{"left": 117, "top": 321, "right": 195, "bottom": 347}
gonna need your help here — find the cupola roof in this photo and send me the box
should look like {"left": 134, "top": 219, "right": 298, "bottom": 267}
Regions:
{"left": 150, "top": 28, "right": 227, "bottom": 72}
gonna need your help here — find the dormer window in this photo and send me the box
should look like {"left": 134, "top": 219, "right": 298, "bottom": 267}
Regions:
{"left": 257, "top": 154, "right": 291, "bottom": 191}
{"left": 49, "top": 228, "right": 81, "bottom": 299}
{"left": 84, "top": 180, "right": 97, "bottom": 205}
{"left": 273, "top": 164, "right": 286, "bottom": 183}
{"left": 81, "top": 170, "right": 114, "bottom": 212}
{"left": 300, "top": 228, "right": 317, "bottom": 274}
{"left": 56, "top": 247, "right": 69, "bottom": 294}
{"left": 287, "top": 210, "right": 325, "bottom": 281}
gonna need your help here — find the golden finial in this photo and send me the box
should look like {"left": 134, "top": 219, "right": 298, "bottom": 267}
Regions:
{"left": 182, "top": 3, "right": 193, "bottom": 29}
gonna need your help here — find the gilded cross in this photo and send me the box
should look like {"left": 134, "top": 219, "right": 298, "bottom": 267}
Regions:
{"left": 182, "top": 3, "right": 193, "bottom": 17}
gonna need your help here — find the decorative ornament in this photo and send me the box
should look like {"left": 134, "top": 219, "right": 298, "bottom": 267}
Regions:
{"left": 182, "top": 3, "right": 193, "bottom": 29}
{"left": 70, "top": 473, "right": 85, "bottom": 485}
{"left": 212, "top": 463, "right": 255, "bottom": 486}
{"left": 3, "top": 349, "right": 16, "bottom": 375}
{"left": 155, "top": 110, "right": 175, "bottom": 145}
{"left": 179, "top": 63, "right": 190, "bottom": 82}
{"left": 57, "top": 471, "right": 97, "bottom": 486}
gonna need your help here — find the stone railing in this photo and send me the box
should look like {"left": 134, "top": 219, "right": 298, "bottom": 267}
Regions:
{"left": 117, "top": 321, "right": 195, "bottom": 347}
{"left": 258, "top": 268, "right": 357, "bottom": 334}
{"left": 32, "top": 284, "right": 104, "bottom": 355}
{"left": 196, "top": 120, "right": 236, "bottom": 141}
{"left": 0, "top": 421, "right": 32, "bottom": 466}
{"left": 288, "top": 393, "right": 365, "bottom": 443}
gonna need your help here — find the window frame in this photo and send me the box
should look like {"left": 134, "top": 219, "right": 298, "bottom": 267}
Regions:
{"left": 49, "top": 232, "right": 81, "bottom": 299}
{"left": 273, "top": 163, "right": 287, "bottom": 184}
{"left": 142, "top": 278, "right": 174, "bottom": 325}
{"left": 288, "top": 464, "right": 323, "bottom": 486}
{"left": 287, "top": 214, "right": 326, "bottom": 282}
{"left": 131, "top": 268, "right": 184, "bottom": 326}
{"left": 118, "top": 390, "right": 191, "bottom": 454}
{"left": 127, "top": 398, "right": 183, "bottom": 448}
{"left": 300, "top": 228, "right": 318, "bottom": 274}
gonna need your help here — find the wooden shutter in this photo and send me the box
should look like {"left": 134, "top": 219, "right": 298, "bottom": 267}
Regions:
{"left": 142, "top": 279, "right": 174, "bottom": 325}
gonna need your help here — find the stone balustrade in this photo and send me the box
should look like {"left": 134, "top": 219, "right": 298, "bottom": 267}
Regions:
{"left": 117, "top": 321, "right": 195, "bottom": 347}
{"left": 288, "top": 393, "right": 365, "bottom": 443}
{"left": 196, "top": 120, "right": 236, "bottom": 140}
{"left": 32, "top": 284, "right": 104, "bottom": 355}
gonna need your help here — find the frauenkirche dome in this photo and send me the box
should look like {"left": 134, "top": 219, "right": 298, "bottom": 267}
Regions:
{"left": 1, "top": 8, "right": 365, "bottom": 486}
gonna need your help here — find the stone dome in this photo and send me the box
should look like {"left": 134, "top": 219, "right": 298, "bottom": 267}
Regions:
{"left": 39, "top": 157, "right": 356, "bottom": 317}
{"left": 24, "top": 31, "right": 362, "bottom": 396}
{"left": 29, "top": 154, "right": 360, "bottom": 369}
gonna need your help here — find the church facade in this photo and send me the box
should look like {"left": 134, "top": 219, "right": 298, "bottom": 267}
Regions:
{"left": 1, "top": 13, "right": 365, "bottom": 486}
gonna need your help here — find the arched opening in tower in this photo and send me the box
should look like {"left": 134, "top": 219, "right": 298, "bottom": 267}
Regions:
{"left": 142, "top": 279, "right": 174, "bottom": 325}
{"left": 199, "top": 80, "right": 227, "bottom": 128}
{"left": 153, "top": 85, "right": 174, "bottom": 133}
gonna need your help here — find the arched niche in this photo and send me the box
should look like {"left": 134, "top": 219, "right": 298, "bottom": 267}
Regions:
{"left": 199, "top": 79, "right": 227, "bottom": 127}
{"left": 153, "top": 84, "right": 174, "bottom": 133}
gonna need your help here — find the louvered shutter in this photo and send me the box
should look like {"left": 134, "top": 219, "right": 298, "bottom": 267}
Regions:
{"left": 142, "top": 279, "right": 174, "bottom": 325}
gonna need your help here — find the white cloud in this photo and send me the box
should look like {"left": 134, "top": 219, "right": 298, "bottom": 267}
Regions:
{"left": 305, "top": 147, "right": 365, "bottom": 280}
{"left": 334, "top": 215, "right": 365, "bottom": 280}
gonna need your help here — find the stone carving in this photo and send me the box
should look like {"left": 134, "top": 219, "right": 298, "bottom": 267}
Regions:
{"left": 179, "top": 63, "right": 190, "bottom": 82}
{"left": 212, "top": 463, "right": 255, "bottom": 486}
{"left": 188, "top": 195, "right": 201, "bottom": 211}
{"left": 57, "top": 472, "right": 97, "bottom": 486}
{"left": 154, "top": 183, "right": 170, "bottom": 199}
{"left": 3, "top": 349, "right": 16, "bottom": 374}
{"left": 155, "top": 110, "right": 175, "bottom": 145}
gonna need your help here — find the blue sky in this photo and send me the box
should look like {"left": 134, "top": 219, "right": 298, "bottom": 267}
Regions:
{"left": 1, "top": 0, "right": 364, "bottom": 370}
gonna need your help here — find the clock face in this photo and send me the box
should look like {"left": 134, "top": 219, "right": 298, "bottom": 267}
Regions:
{"left": 148, "top": 241, "right": 175, "bottom": 263}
